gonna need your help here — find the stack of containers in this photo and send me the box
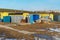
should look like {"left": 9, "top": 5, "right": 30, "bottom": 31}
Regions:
{"left": 3, "top": 16, "right": 11, "bottom": 23}
{"left": 11, "top": 15, "right": 23, "bottom": 24}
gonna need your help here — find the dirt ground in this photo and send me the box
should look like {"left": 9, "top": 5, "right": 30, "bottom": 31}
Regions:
{"left": 0, "top": 22, "right": 60, "bottom": 40}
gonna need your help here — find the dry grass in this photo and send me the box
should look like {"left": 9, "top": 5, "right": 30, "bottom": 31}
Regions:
{"left": 0, "top": 22, "right": 60, "bottom": 39}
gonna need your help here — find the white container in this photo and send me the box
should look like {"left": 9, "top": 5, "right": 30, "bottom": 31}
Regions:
{"left": 11, "top": 15, "right": 23, "bottom": 23}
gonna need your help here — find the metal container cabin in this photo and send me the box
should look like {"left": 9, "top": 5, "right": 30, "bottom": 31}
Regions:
{"left": 11, "top": 15, "right": 23, "bottom": 23}
{"left": 53, "top": 15, "right": 58, "bottom": 21}
{"left": 28, "top": 14, "right": 40, "bottom": 24}
{"left": 28, "top": 14, "right": 34, "bottom": 24}
{"left": 33, "top": 14, "right": 39, "bottom": 22}
{"left": 58, "top": 15, "right": 60, "bottom": 22}
{"left": 3, "top": 16, "right": 11, "bottom": 23}
{"left": 53, "top": 15, "right": 60, "bottom": 22}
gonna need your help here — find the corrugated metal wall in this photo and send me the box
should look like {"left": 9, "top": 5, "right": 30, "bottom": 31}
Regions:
{"left": 11, "top": 15, "right": 23, "bottom": 23}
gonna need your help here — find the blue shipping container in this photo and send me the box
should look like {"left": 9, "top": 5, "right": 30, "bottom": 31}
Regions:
{"left": 33, "top": 14, "right": 39, "bottom": 21}
{"left": 28, "top": 14, "right": 34, "bottom": 24}
{"left": 3, "top": 16, "right": 11, "bottom": 23}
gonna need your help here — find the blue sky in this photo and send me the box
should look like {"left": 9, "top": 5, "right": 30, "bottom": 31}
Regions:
{"left": 0, "top": 0, "right": 60, "bottom": 11}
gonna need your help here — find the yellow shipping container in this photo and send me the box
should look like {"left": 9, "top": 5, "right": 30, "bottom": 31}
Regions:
{"left": 40, "top": 14, "right": 53, "bottom": 20}
{"left": 49, "top": 14, "right": 54, "bottom": 20}
{"left": 23, "top": 13, "right": 29, "bottom": 19}
{"left": 1, "top": 12, "right": 9, "bottom": 19}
